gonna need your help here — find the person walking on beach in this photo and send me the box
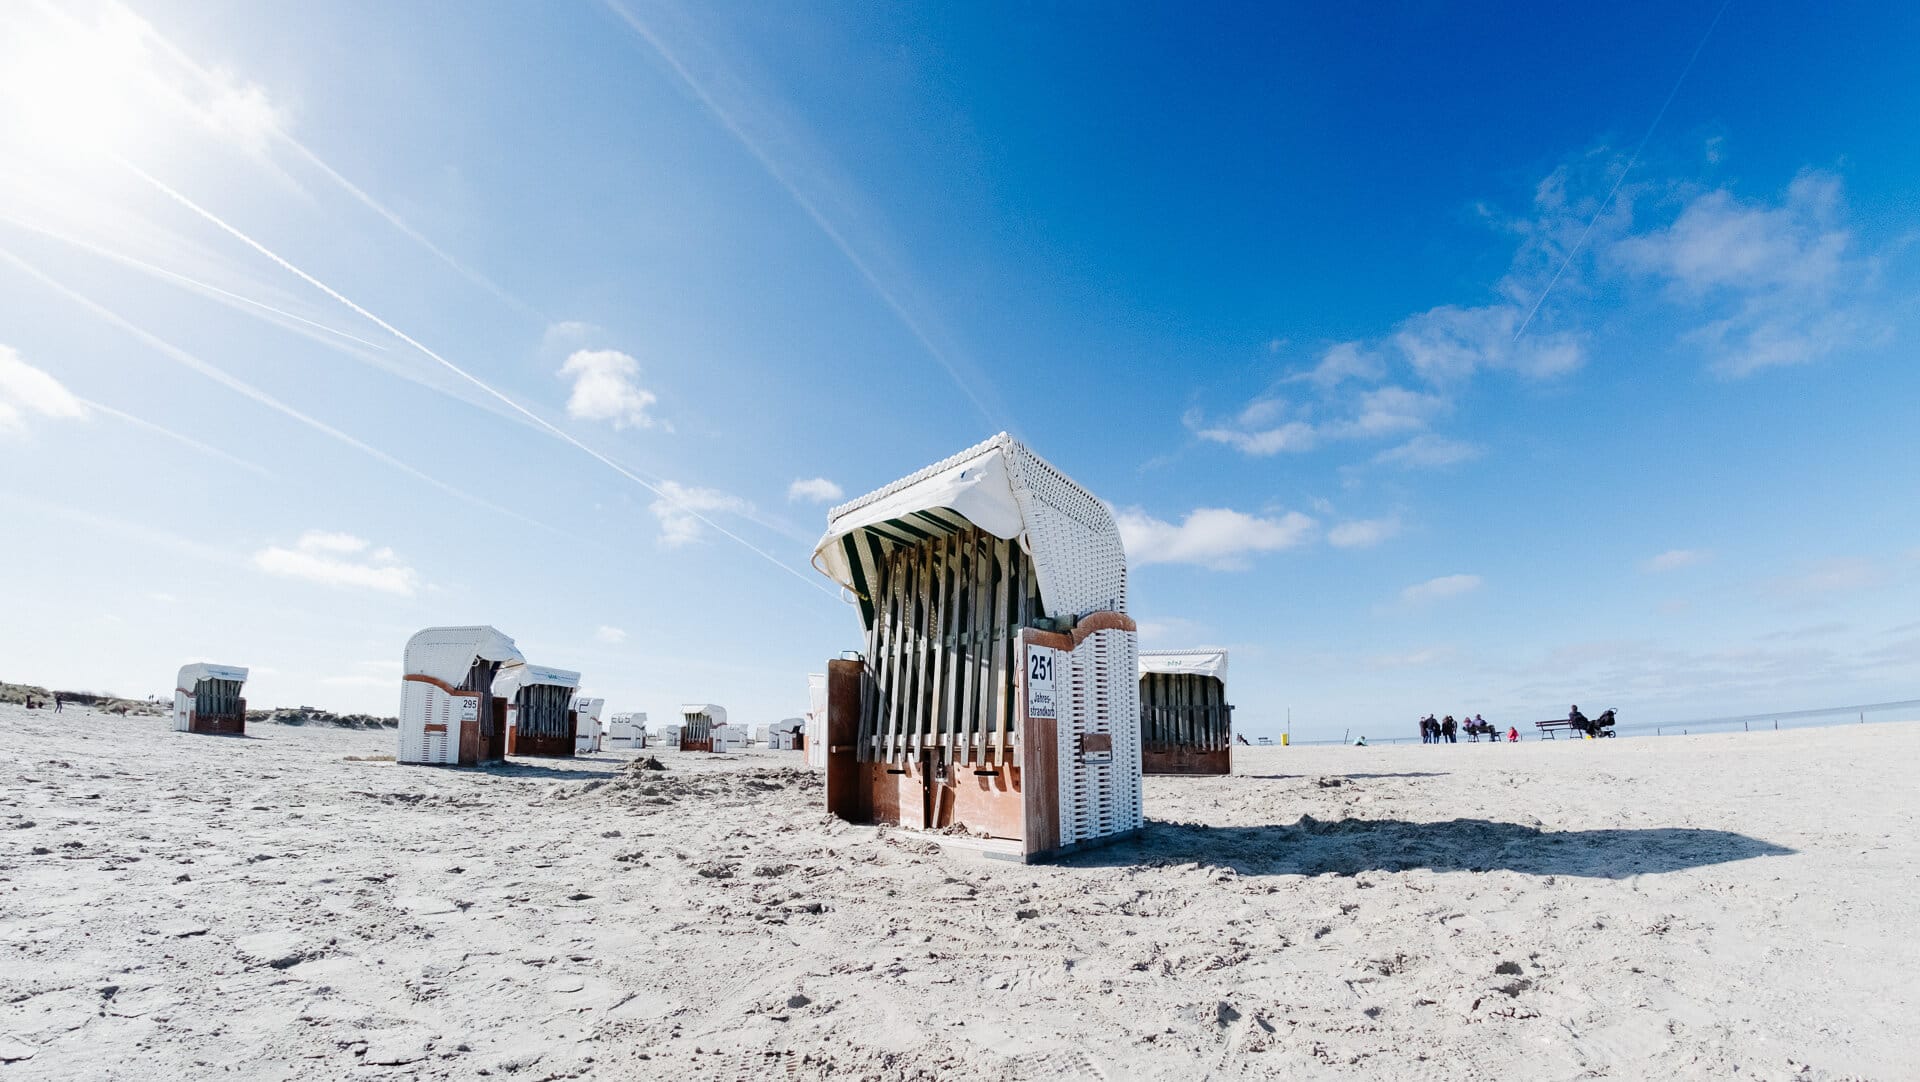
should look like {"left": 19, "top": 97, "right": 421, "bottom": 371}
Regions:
{"left": 1441, "top": 715, "right": 1457, "bottom": 743}
{"left": 52, "top": 693, "right": 62, "bottom": 713}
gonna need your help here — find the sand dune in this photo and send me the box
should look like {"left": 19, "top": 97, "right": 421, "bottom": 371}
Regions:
{"left": 1, "top": 702, "right": 1911, "bottom": 1079}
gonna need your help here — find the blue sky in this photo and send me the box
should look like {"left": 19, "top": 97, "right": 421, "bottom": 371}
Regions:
{"left": 2, "top": 1, "right": 1916, "bottom": 739}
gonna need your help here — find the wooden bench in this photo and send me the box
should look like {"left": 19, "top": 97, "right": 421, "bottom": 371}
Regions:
{"left": 1535, "top": 719, "right": 1578, "bottom": 738}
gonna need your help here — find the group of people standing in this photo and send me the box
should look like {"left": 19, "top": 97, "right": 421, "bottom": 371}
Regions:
{"left": 1419, "top": 713, "right": 1518, "bottom": 744}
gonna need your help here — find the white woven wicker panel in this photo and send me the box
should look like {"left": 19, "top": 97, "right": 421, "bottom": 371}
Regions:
{"left": 1004, "top": 438, "right": 1129, "bottom": 619}
{"left": 1053, "top": 626, "right": 1143, "bottom": 846}
{"left": 399, "top": 680, "right": 459, "bottom": 765}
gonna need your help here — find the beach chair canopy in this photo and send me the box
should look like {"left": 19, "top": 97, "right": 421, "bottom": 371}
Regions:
{"left": 812, "top": 432, "right": 1129, "bottom": 629}
{"left": 178, "top": 662, "right": 248, "bottom": 689}
{"left": 403, "top": 626, "right": 525, "bottom": 684}
{"left": 681, "top": 703, "right": 727, "bottom": 724}
{"left": 491, "top": 664, "right": 581, "bottom": 699}
{"left": 1138, "top": 649, "right": 1228, "bottom": 684}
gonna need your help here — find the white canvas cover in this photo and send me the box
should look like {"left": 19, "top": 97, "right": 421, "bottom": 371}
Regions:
{"left": 491, "top": 664, "right": 582, "bottom": 699}
{"left": 681, "top": 703, "right": 727, "bottom": 725}
{"left": 1138, "top": 649, "right": 1228, "bottom": 684}
{"left": 177, "top": 663, "right": 249, "bottom": 689}
{"left": 813, "top": 432, "right": 1129, "bottom": 629}
{"left": 403, "top": 626, "right": 524, "bottom": 684}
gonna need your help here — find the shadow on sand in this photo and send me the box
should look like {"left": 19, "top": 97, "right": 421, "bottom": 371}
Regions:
{"left": 1064, "top": 816, "right": 1794, "bottom": 878}
{"left": 1227, "top": 772, "right": 1451, "bottom": 781}
{"left": 479, "top": 761, "right": 609, "bottom": 781}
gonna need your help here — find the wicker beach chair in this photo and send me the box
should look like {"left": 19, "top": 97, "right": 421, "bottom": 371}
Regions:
{"left": 494, "top": 664, "right": 583, "bottom": 757}
{"left": 173, "top": 663, "right": 249, "bottom": 735}
{"left": 1138, "top": 649, "right": 1233, "bottom": 774}
{"left": 811, "top": 432, "right": 1143, "bottom": 861}
{"left": 397, "top": 626, "right": 525, "bottom": 766}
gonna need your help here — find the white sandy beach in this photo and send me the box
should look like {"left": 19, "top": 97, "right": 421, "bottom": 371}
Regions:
{"left": 1, "top": 703, "right": 1913, "bottom": 1080}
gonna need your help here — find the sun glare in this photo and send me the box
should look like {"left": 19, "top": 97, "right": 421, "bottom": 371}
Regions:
{"left": 0, "top": 5, "right": 161, "bottom": 161}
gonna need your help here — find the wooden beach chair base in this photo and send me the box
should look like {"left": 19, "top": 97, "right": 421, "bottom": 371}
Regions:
{"left": 507, "top": 728, "right": 576, "bottom": 757}
{"left": 1141, "top": 745, "right": 1230, "bottom": 775}
{"left": 822, "top": 647, "right": 1140, "bottom": 864}
{"left": 186, "top": 708, "right": 246, "bottom": 736}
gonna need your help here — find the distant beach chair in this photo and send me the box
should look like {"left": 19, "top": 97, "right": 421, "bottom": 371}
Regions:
{"left": 173, "top": 663, "right": 249, "bottom": 735}
{"left": 497, "top": 665, "right": 584, "bottom": 757}
{"left": 810, "top": 433, "right": 1142, "bottom": 862}
{"left": 768, "top": 717, "right": 805, "bottom": 751}
{"left": 607, "top": 711, "right": 649, "bottom": 750}
{"left": 572, "top": 695, "right": 606, "bottom": 755}
{"left": 397, "top": 626, "right": 525, "bottom": 766}
{"left": 679, "top": 704, "right": 726, "bottom": 752}
{"left": 1138, "top": 649, "right": 1233, "bottom": 775}
{"left": 804, "top": 673, "right": 828, "bottom": 770}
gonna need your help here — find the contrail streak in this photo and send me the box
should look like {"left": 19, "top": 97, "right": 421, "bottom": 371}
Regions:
{"left": 0, "top": 214, "right": 388, "bottom": 352}
{"left": 80, "top": 397, "right": 274, "bottom": 478}
{"left": 1513, "top": 0, "right": 1732, "bottom": 341}
{"left": 0, "top": 214, "right": 541, "bottom": 432}
{"left": 119, "top": 159, "right": 834, "bottom": 595}
{"left": 0, "top": 244, "right": 548, "bottom": 534}
{"left": 602, "top": 0, "right": 1005, "bottom": 430}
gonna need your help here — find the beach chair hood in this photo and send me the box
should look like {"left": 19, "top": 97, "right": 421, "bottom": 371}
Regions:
{"left": 812, "top": 432, "right": 1128, "bottom": 628}
{"left": 402, "top": 625, "right": 525, "bottom": 685}
{"left": 491, "top": 664, "right": 582, "bottom": 699}
{"left": 1138, "top": 649, "right": 1228, "bottom": 684}
{"left": 177, "top": 662, "right": 248, "bottom": 689}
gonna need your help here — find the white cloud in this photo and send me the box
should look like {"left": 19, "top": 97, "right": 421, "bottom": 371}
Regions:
{"left": 787, "top": 477, "right": 844, "bottom": 504}
{"left": 197, "top": 68, "right": 288, "bottom": 154}
{"left": 252, "top": 530, "right": 418, "bottom": 595}
{"left": 1337, "top": 385, "right": 1448, "bottom": 438}
{"left": 1373, "top": 434, "right": 1483, "bottom": 469}
{"left": 1135, "top": 615, "right": 1211, "bottom": 646}
{"left": 1770, "top": 557, "right": 1882, "bottom": 599}
{"left": 1116, "top": 506, "right": 1316, "bottom": 570}
{"left": 0, "top": 345, "right": 87, "bottom": 432}
{"left": 1392, "top": 302, "right": 1585, "bottom": 383}
{"left": 1643, "top": 548, "right": 1711, "bottom": 573}
{"left": 1190, "top": 383, "right": 1448, "bottom": 458}
{"left": 596, "top": 625, "right": 627, "bottom": 644}
{"left": 294, "top": 530, "right": 372, "bottom": 555}
{"left": 1329, "top": 516, "right": 1401, "bottom": 549}
{"left": 1195, "top": 419, "right": 1317, "bottom": 456}
{"left": 1400, "top": 573, "right": 1483, "bottom": 606}
{"left": 1289, "top": 341, "right": 1385, "bottom": 389}
{"left": 650, "top": 481, "right": 751, "bottom": 547}
{"left": 559, "top": 349, "right": 658, "bottom": 429}
{"left": 1610, "top": 171, "right": 1873, "bottom": 378}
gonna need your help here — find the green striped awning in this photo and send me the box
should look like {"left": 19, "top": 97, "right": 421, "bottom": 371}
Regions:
{"left": 835, "top": 507, "right": 976, "bottom": 627}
